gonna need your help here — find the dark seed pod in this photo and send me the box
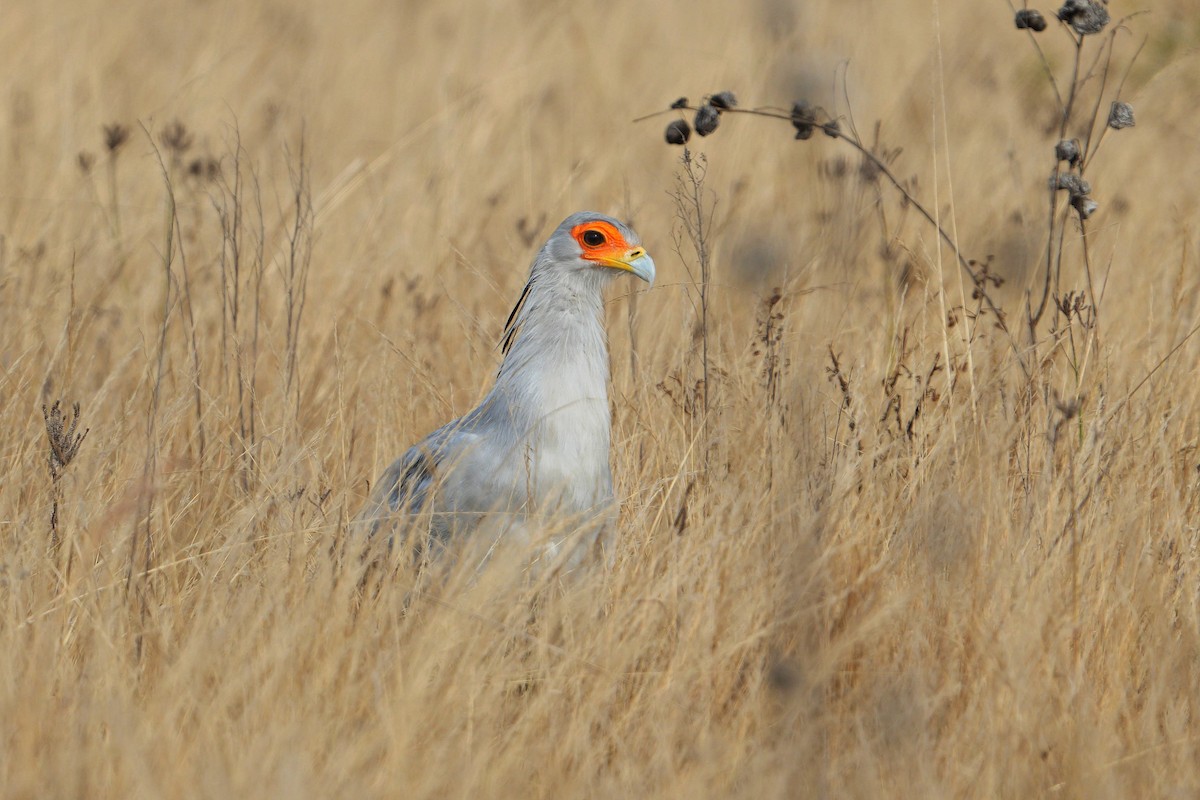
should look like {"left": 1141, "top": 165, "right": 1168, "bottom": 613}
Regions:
{"left": 103, "top": 123, "right": 129, "bottom": 153}
{"left": 1071, "top": 194, "right": 1099, "bottom": 220}
{"left": 1051, "top": 173, "right": 1091, "bottom": 198}
{"left": 791, "top": 101, "right": 816, "bottom": 140}
{"left": 1054, "top": 138, "right": 1081, "bottom": 166}
{"left": 709, "top": 91, "right": 737, "bottom": 111}
{"left": 1014, "top": 9, "right": 1047, "bottom": 31}
{"left": 1056, "top": 0, "right": 1109, "bottom": 35}
{"left": 159, "top": 119, "right": 193, "bottom": 154}
{"left": 694, "top": 104, "right": 720, "bottom": 136}
{"left": 822, "top": 120, "right": 840, "bottom": 138}
{"left": 670, "top": 97, "right": 688, "bottom": 110}
{"left": 188, "top": 156, "right": 220, "bottom": 181}
{"left": 665, "top": 119, "right": 691, "bottom": 145}
{"left": 1107, "top": 101, "right": 1135, "bottom": 130}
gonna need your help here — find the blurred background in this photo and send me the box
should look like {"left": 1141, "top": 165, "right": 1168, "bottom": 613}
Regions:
{"left": 4, "top": 0, "right": 1197, "bottom": 336}
{"left": 3, "top": 0, "right": 1197, "bottom": 405}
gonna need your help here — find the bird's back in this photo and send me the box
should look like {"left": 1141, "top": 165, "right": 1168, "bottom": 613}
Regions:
{"left": 351, "top": 378, "right": 614, "bottom": 561}
{"left": 351, "top": 415, "right": 479, "bottom": 541}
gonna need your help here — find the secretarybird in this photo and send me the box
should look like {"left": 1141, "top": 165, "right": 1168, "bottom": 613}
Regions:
{"left": 353, "top": 212, "right": 655, "bottom": 571}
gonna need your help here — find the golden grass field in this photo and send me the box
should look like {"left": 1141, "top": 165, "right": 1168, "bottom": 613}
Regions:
{"left": 3, "top": 0, "right": 1200, "bottom": 796}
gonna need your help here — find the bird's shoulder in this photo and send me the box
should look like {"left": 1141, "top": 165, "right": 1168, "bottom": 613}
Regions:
{"left": 393, "top": 417, "right": 482, "bottom": 503}
{"left": 352, "top": 415, "right": 483, "bottom": 538}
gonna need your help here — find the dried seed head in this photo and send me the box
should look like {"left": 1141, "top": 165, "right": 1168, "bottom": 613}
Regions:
{"left": 665, "top": 119, "right": 692, "bottom": 145}
{"left": 1055, "top": 138, "right": 1081, "bottom": 166}
{"left": 791, "top": 101, "right": 816, "bottom": 140}
{"left": 822, "top": 120, "right": 840, "bottom": 138}
{"left": 709, "top": 91, "right": 737, "bottom": 111}
{"left": 670, "top": 97, "right": 689, "bottom": 110}
{"left": 187, "top": 156, "right": 221, "bottom": 180}
{"left": 77, "top": 150, "right": 94, "bottom": 175}
{"left": 103, "top": 123, "right": 129, "bottom": 153}
{"left": 1107, "top": 101, "right": 1135, "bottom": 130}
{"left": 1071, "top": 194, "right": 1099, "bottom": 219}
{"left": 694, "top": 104, "right": 720, "bottom": 136}
{"left": 159, "top": 120, "right": 193, "bottom": 154}
{"left": 1051, "top": 172, "right": 1091, "bottom": 198}
{"left": 42, "top": 401, "right": 88, "bottom": 480}
{"left": 1015, "top": 9, "right": 1048, "bottom": 31}
{"left": 1056, "top": 0, "right": 1109, "bottom": 35}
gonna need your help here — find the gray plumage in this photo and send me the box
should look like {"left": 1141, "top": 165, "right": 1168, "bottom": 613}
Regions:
{"left": 353, "top": 212, "right": 655, "bottom": 569}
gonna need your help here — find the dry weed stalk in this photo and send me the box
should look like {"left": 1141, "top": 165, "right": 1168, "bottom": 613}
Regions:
{"left": 753, "top": 288, "right": 788, "bottom": 488}
{"left": 649, "top": 96, "right": 1023, "bottom": 375}
{"left": 150, "top": 120, "right": 208, "bottom": 475}
{"left": 42, "top": 400, "right": 88, "bottom": 556}
{"left": 102, "top": 122, "right": 128, "bottom": 244}
{"left": 213, "top": 128, "right": 267, "bottom": 490}
{"left": 646, "top": 5, "right": 1146, "bottom": 484}
{"left": 1020, "top": 2, "right": 1143, "bottom": 342}
{"left": 282, "top": 133, "right": 315, "bottom": 425}
{"left": 124, "top": 128, "right": 181, "bottom": 643}
{"left": 670, "top": 149, "right": 716, "bottom": 471}
{"left": 646, "top": 4, "right": 1142, "bottom": 387}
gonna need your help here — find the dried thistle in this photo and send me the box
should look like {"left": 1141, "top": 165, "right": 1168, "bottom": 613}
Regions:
{"left": 1107, "top": 101, "right": 1135, "bottom": 130}
{"left": 709, "top": 91, "right": 737, "bottom": 111}
{"left": 1047, "top": 172, "right": 1101, "bottom": 219}
{"left": 1071, "top": 194, "right": 1099, "bottom": 219}
{"left": 694, "top": 104, "right": 720, "bottom": 137}
{"left": 1051, "top": 172, "right": 1091, "bottom": 198}
{"left": 1055, "top": 138, "right": 1081, "bottom": 167}
{"left": 159, "top": 119, "right": 194, "bottom": 155}
{"left": 791, "top": 101, "right": 816, "bottom": 140}
{"left": 1015, "top": 9, "right": 1048, "bottom": 31}
{"left": 103, "top": 123, "right": 129, "bottom": 153}
{"left": 187, "top": 156, "right": 221, "bottom": 181}
{"left": 1056, "top": 0, "right": 1109, "bottom": 35}
{"left": 665, "top": 119, "right": 692, "bottom": 145}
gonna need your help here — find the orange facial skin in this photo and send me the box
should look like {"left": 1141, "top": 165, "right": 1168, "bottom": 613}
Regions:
{"left": 570, "top": 221, "right": 647, "bottom": 273}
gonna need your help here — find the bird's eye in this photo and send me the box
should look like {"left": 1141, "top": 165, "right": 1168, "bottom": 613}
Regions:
{"left": 582, "top": 229, "right": 605, "bottom": 247}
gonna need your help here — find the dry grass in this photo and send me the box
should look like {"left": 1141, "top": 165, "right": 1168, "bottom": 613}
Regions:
{"left": 2, "top": 1, "right": 1200, "bottom": 796}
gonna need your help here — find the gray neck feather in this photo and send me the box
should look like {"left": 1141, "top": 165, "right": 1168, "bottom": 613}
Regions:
{"left": 493, "top": 252, "right": 611, "bottom": 414}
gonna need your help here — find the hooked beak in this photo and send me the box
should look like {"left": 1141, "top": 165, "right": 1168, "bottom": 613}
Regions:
{"left": 599, "top": 247, "right": 656, "bottom": 286}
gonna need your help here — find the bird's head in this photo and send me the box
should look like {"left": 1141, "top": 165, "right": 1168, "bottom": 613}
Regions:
{"left": 539, "top": 212, "right": 655, "bottom": 286}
